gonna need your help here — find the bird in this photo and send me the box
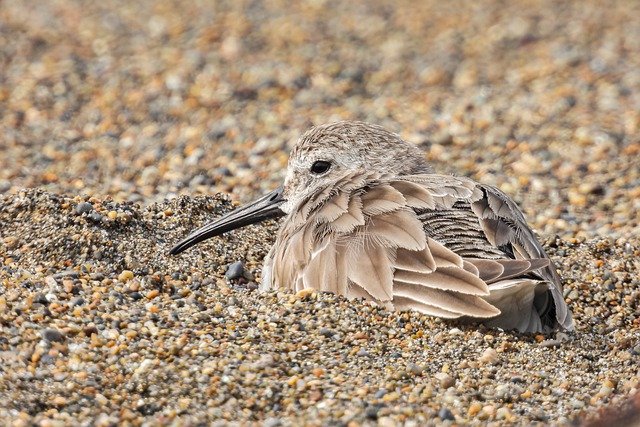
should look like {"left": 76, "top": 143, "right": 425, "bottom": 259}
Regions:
{"left": 170, "top": 121, "right": 574, "bottom": 333}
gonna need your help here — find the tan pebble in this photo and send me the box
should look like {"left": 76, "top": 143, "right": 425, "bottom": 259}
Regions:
{"left": 382, "top": 392, "right": 399, "bottom": 402}
{"left": 62, "top": 279, "right": 75, "bottom": 293}
{"left": 118, "top": 270, "right": 134, "bottom": 282}
{"left": 178, "top": 398, "right": 190, "bottom": 410}
{"left": 3, "top": 236, "right": 18, "bottom": 249}
{"left": 125, "top": 280, "right": 139, "bottom": 292}
{"left": 107, "top": 211, "right": 117, "bottom": 220}
{"left": 496, "top": 407, "right": 513, "bottom": 420}
{"left": 147, "top": 289, "right": 159, "bottom": 299}
{"left": 52, "top": 396, "right": 67, "bottom": 406}
{"left": 482, "top": 405, "right": 496, "bottom": 417}
{"left": 121, "top": 408, "right": 136, "bottom": 420}
{"left": 520, "top": 389, "right": 532, "bottom": 399}
{"left": 95, "top": 393, "right": 108, "bottom": 405}
{"left": 287, "top": 375, "right": 299, "bottom": 387}
{"left": 435, "top": 372, "right": 455, "bottom": 388}
{"left": 312, "top": 368, "right": 324, "bottom": 377}
{"left": 479, "top": 348, "right": 499, "bottom": 364}
{"left": 353, "top": 331, "right": 367, "bottom": 340}
{"left": 295, "top": 287, "right": 316, "bottom": 299}
{"left": 468, "top": 402, "right": 482, "bottom": 417}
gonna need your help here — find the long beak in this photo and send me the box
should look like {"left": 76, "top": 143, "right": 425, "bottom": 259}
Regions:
{"left": 169, "top": 187, "right": 286, "bottom": 255}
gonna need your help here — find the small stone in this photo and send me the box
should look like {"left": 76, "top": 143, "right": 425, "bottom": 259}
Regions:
{"left": 468, "top": 402, "right": 482, "bottom": 417}
{"left": 365, "top": 405, "right": 379, "bottom": 420}
{"left": 435, "top": 372, "right": 455, "bottom": 388}
{"left": 479, "top": 348, "right": 499, "bottom": 364}
{"left": 539, "top": 339, "right": 562, "bottom": 348}
{"left": 377, "top": 416, "right": 396, "bottom": 427}
{"left": 382, "top": 392, "right": 399, "bottom": 403}
{"left": 225, "top": 261, "right": 247, "bottom": 280}
{"left": 52, "top": 396, "right": 67, "bottom": 406}
{"left": 118, "top": 270, "right": 134, "bottom": 282}
{"left": 263, "top": 418, "right": 282, "bottom": 427}
{"left": 482, "top": 405, "right": 496, "bottom": 417}
{"left": 496, "top": 407, "right": 513, "bottom": 420}
{"left": 295, "top": 288, "right": 316, "bottom": 299}
{"left": 75, "top": 202, "right": 93, "bottom": 214}
{"left": 408, "top": 363, "right": 423, "bottom": 375}
{"left": 571, "top": 399, "right": 585, "bottom": 409}
{"left": 374, "top": 389, "right": 387, "bottom": 399}
{"left": 42, "top": 328, "right": 65, "bottom": 343}
{"left": 88, "top": 212, "right": 104, "bottom": 222}
{"left": 438, "top": 407, "right": 455, "bottom": 421}
{"left": 319, "top": 328, "right": 335, "bottom": 338}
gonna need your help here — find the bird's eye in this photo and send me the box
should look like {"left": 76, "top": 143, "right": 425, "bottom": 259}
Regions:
{"left": 310, "top": 160, "right": 331, "bottom": 175}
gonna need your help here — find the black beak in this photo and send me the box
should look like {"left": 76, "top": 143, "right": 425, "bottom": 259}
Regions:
{"left": 169, "top": 187, "right": 286, "bottom": 255}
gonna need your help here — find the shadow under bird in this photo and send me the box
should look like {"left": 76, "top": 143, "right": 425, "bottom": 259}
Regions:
{"left": 171, "top": 121, "right": 574, "bottom": 333}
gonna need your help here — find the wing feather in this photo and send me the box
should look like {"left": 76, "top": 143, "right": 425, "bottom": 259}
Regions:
{"left": 393, "top": 247, "right": 436, "bottom": 273}
{"left": 348, "top": 245, "right": 394, "bottom": 301}
{"left": 393, "top": 282, "right": 500, "bottom": 318}
{"left": 360, "top": 185, "right": 406, "bottom": 215}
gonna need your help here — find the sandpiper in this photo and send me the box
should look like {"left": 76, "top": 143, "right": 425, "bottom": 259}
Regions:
{"left": 171, "top": 121, "right": 574, "bottom": 333}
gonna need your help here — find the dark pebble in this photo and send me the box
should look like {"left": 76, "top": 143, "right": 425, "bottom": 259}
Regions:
{"left": 319, "top": 328, "right": 335, "bottom": 338}
{"left": 75, "top": 202, "right": 93, "bottom": 215}
{"left": 53, "top": 271, "right": 79, "bottom": 279}
{"left": 40, "top": 354, "right": 56, "bottom": 365}
{"left": 374, "top": 388, "right": 387, "bottom": 399}
{"left": 88, "top": 212, "right": 104, "bottom": 222}
{"left": 438, "top": 407, "right": 455, "bottom": 421}
{"left": 42, "top": 328, "right": 65, "bottom": 343}
{"left": 365, "top": 405, "right": 380, "bottom": 420}
{"left": 130, "top": 292, "right": 143, "bottom": 301}
{"left": 90, "top": 272, "right": 105, "bottom": 281}
{"left": 34, "top": 293, "right": 49, "bottom": 305}
{"left": 225, "top": 261, "right": 246, "bottom": 280}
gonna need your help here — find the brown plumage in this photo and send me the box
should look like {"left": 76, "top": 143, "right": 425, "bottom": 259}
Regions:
{"left": 171, "top": 121, "right": 574, "bottom": 333}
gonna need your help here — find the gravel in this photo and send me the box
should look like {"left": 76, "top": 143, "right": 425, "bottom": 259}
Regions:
{"left": 1, "top": 0, "right": 639, "bottom": 425}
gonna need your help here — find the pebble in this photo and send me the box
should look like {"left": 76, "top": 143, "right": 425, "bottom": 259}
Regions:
{"left": 435, "top": 373, "right": 455, "bottom": 389}
{"left": 225, "top": 261, "right": 249, "bottom": 281}
{"left": 479, "top": 348, "right": 499, "bottom": 364}
{"left": 75, "top": 202, "right": 94, "bottom": 215}
{"left": 42, "top": 328, "right": 65, "bottom": 343}
{"left": 438, "top": 407, "right": 455, "bottom": 421}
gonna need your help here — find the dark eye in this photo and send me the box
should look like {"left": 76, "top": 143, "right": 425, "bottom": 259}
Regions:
{"left": 310, "top": 160, "right": 331, "bottom": 175}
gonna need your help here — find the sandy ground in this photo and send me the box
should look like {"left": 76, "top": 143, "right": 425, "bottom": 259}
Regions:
{"left": 1, "top": 0, "right": 639, "bottom": 425}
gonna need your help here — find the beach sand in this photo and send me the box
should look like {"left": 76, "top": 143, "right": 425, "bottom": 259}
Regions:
{"left": 1, "top": 0, "right": 639, "bottom": 425}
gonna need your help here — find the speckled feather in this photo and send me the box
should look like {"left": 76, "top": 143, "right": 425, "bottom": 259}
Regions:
{"left": 261, "top": 121, "right": 574, "bottom": 333}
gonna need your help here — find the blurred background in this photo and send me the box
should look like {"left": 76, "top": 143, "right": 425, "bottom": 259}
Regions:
{"left": 1, "top": 0, "right": 638, "bottom": 239}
